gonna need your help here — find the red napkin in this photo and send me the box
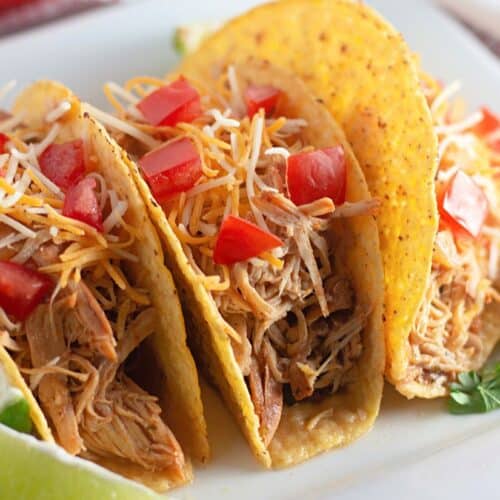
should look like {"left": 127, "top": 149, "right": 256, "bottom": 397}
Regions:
{"left": 0, "top": 0, "right": 115, "bottom": 36}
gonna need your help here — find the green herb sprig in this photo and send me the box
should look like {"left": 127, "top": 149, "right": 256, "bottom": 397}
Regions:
{"left": 449, "top": 363, "right": 500, "bottom": 414}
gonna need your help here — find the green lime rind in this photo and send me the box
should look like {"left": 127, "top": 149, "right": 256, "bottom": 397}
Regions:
{"left": 0, "top": 398, "right": 32, "bottom": 434}
{"left": 0, "top": 424, "right": 164, "bottom": 500}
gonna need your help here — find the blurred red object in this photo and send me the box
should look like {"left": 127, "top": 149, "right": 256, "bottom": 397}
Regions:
{"left": 0, "top": 1, "right": 36, "bottom": 12}
{"left": 0, "top": 0, "right": 115, "bottom": 36}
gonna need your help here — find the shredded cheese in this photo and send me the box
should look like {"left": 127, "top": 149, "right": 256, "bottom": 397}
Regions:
{"left": 434, "top": 111, "right": 483, "bottom": 136}
{"left": 45, "top": 101, "right": 71, "bottom": 123}
{"left": 0, "top": 214, "right": 36, "bottom": 238}
{"left": 82, "top": 102, "right": 160, "bottom": 150}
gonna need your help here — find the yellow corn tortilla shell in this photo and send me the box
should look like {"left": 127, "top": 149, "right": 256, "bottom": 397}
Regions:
{"left": 123, "top": 60, "right": 384, "bottom": 467}
{"left": 4, "top": 80, "right": 210, "bottom": 491}
{"left": 178, "top": 0, "right": 439, "bottom": 397}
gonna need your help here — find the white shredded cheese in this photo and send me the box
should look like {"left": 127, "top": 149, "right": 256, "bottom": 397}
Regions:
{"left": 110, "top": 248, "right": 139, "bottom": 262}
{"left": 1, "top": 170, "right": 32, "bottom": 208}
{"left": 430, "top": 80, "right": 461, "bottom": 116}
{"left": 272, "top": 118, "right": 307, "bottom": 136}
{"left": 434, "top": 111, "right": 484, "bottom": 136}
{"left": 207, "top": 108, "right": 240, "bottom": 129}
{"left": 0, "top": 214, "right": 36, "bottom": 238}
{"left": 0, "top": 232, "right": 27, "bottom": 250}
{"left": 230, "top": 132, "right": 238, "bottom": 161}
{"left": 82, "top": 103, "right": 160, "bottom": 150}
{"left": 182, "top": 196, "right": 194, "bottom": 228}
{"left": 264, "top": 147, "right": 291, "bottom": 160}
{"left": 103, "top": 199, "right": 128, "bottom": 233}
{"left": 105, "top": 82, "right": 143, "bottom": 121}
{"left": 201, "top": 125, "right": 235, "bottom": 173}
{"left": 26, "top": 166, "right": 62, "bottom": 197}
{"left": 186, "top": 172, "right": 236, "bottom": 197}
{"left": 246, "top": 115, "right": 268, "bottom": 230}
{"left": 4, "top": 153, "right": 19, "bottom": 185}
{"left": 198, "top": 221, "right": 217, "bottom": 236}
{"left": 105, "top": 81, "right": 139, "bottom": 105}
{"left": 45, "top": 101, "right": 71, "bottom": 123}
{"left": 223, "top": 193, "right": 232, "bottom": 219}
{"left": 33, "top": 123, "right": 61, "bottom": 155}
{"left": 24, "top": 207, "right": 50, "bottom": 215}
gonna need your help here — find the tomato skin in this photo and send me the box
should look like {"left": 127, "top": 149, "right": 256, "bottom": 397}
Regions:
{"left": 475, "top": 107, "right": 500, "bottom": 152}
{"left": 139, "top": 138, "right": 202, "bottom": 203}
{"left": 63, "top": 176, "right": 103, "bottom": 232}
{"left": 39, "top": 139, "right": 85, "bottom": 190}
{"left": 475, "top": 107, "right": 500, "bottom": 135}
{"left": 213, "top": 215, "right": 283, "bottom": 265}
{"left": 438, "top": 171, "right": 488, "bottom": 238}
{"left": 136, "top": 77, "right": 202, "bottom": 126}
{"left": 244, "top": 85, "right": 282, "bottom": 118}
{"left": 287, "top": 146, "right": 346, "bottom": 206}
{"left": 0, "top": 261, "right": 53, "bottom": 321}
{"left": 0, "top": 133, "right": 8, "bottom": 154}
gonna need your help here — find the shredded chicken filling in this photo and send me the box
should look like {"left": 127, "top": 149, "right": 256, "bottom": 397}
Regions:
{"left": 102, "top": 69, "right": 377, "bottom": 443}
{"left": 407, "top": 76, "right": 500, "bottom": 391}
{"left": 0, "top": 104, "right": 184, "bottom": 475}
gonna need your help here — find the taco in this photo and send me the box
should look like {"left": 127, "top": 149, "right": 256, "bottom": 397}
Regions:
{"left": 0, "top": 81, "right": 208, "bottom": 491}
{"left": 93, "top": 60, "right": 385, "bottom": 467}
{"left": 172, "top": 0, "right": 499, "bottom": 399}
{"left": 397, "top": 76, "right": 500, "bottom": 398}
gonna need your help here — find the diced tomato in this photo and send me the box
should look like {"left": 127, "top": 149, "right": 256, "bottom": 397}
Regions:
{"left": 39, "top": 139, "right": 85, "bottom": 190}
{"left": 63, "top": 176, "right": 103, "bottom": 231}
{"left": 475, "top": 107, "right": 500, "bottom": 135}
{"left": 138, "top": 137, "right": 202, "bottom": 203}
{"left": 136, "top": 77, "right": 202, "bottom": 126}
{"left": 213, "top": 215, "right": 283, "bottom": 265}
{"left": 0, "top": 133, "right": 8, "bottom": 154}
{"left": 287, "top": 145, "right": 346, "bottom": 206}
{"left": 244, "top": 85, "right": 282, "bottom": 118}
{"left": 438, "top": 170, "right": 488, "bottom": 238}
{"left": 474, "top": 107, "right": 500, "bottom": 152}
{"left": 0, "top": 261, "right": 53, "bottom": 321}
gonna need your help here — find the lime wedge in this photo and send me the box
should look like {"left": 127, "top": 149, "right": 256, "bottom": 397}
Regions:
{"left": 0, "top": 424, "right": 163, "bottom": 500}
{"left": 0, "top": 398, "right": 32, "bottom": 434}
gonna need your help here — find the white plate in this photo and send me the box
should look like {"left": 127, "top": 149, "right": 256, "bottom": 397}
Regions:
{"left": 1, "top": 1, "right": 499, "bottom": 499}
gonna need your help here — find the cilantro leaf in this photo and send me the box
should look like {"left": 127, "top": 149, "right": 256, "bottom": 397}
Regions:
{"left": 449, "top": 362, "right": 500, "bottom": 415}
{"left": 0, "top": 398, "right": 32, "bottom": 433}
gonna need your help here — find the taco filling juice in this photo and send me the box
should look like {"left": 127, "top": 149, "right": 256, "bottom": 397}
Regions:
{"left": 95, "top": 65, "right": 380, "bottom": 447}
{"left": 402, "top": 76, "right": 500, "bottom": 396}
{"left": 0, "top": 88, "right": 186, "bottom": 481}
